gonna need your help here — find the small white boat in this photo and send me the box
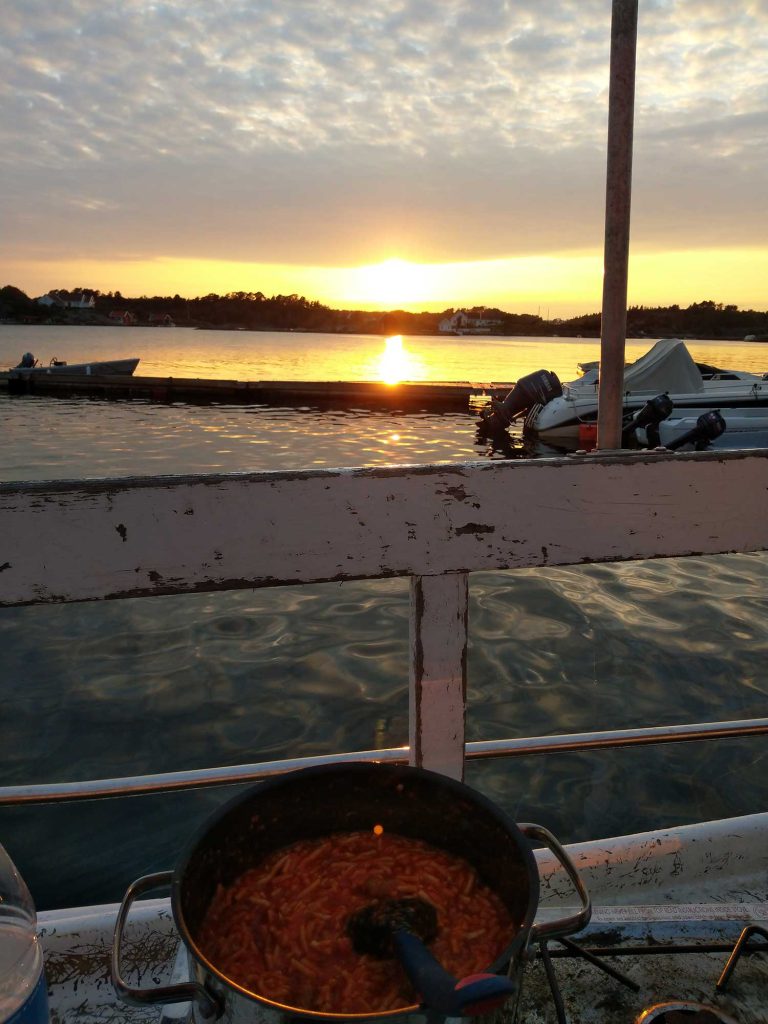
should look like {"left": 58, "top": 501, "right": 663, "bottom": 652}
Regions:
{"left": 9, "top": 354, "right": 140, "bottom": 376}
{"left": 531, "top": 339, "right": 768, "bottom": 442}
{"left": 477, "top": 340, "right": 768, "bottom": 447}
{"left": 641, "top": 406, "right": 768, "bottom": 449}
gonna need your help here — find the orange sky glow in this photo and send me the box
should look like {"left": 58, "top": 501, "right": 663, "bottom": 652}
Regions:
{"left": 6, "top": 246, "right": 767, "bottom": 318}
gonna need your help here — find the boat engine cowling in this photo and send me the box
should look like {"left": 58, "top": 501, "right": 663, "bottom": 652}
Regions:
{"left": 666, "top": 410, "right": 726, "bottom": 451}
{"left": 622, "top": 392, "right": 673, "bottom": 448}
{"left": 479, "top": 369, "right": 562, "bottom": 434}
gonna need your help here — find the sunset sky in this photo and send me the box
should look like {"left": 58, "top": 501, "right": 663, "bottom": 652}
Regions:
{"left": 2, "top": 0, "right": 767, "bottom": 316}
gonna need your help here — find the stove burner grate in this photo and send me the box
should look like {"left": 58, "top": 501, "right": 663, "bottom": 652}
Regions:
{"left": 522, "top": 920, "right": 768, "bottom": 1024}
{"left": 715, "top": 923, "right": 768, "bottom": 992}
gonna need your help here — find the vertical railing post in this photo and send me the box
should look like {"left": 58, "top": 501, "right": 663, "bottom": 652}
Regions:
{"left": 409, "top": 572, "right": 469, "bottom": 780}
{"left": 598, "top": 0, "right": 639, "bottom": 450}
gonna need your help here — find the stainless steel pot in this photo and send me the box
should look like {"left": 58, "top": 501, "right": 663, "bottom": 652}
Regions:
{"left": 112, "top": 763, "right": 590, "bottom": 1024}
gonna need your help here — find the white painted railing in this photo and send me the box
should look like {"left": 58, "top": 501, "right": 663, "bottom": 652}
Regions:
{"left": 2, "top": 448, "right": 768, "bottom": 785}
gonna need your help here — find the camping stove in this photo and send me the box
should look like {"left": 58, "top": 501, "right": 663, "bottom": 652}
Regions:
{"left": 511, "top": 903, "right": 768, "bottom": 1023}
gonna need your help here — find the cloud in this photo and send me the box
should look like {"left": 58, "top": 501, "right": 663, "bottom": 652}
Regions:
{"left": 1, "top": 0, "right": 767, "bottom": 273}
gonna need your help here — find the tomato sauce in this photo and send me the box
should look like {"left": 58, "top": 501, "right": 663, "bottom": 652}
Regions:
{"left": 197, "top": 830, "right": 515, "bottom": 1015}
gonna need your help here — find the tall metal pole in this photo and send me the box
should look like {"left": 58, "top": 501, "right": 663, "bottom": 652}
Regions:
{"left": 597, "top": 0, "right": 639, "bottom": 449}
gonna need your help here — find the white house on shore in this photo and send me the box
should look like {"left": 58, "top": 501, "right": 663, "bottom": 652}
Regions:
{"left": 69, "top": 291, "right": 96, "bottom": 309}
{"left": 36, "top": 293, "right": 67, "bottom": 308}
{"left": 36, "top": 291, "right": 96, "bottom": 309}
{"left": 438, "top": 310, "right": 501, "bottom": 334}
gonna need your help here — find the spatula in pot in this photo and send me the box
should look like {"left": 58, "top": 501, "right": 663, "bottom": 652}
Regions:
{"left": 346, "top": 897, "right": 517, "bottom": 1016}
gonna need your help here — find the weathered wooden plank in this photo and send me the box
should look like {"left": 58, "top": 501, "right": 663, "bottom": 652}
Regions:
{"left": 1, "top": 449, "right": 768, "bottom": 606}
{"left": 409, "top": 573, "right": 468, "bottom": 779}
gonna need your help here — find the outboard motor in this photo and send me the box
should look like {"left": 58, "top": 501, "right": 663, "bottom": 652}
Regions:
{"left": 666, "top": 410, "right": 726, "bottom": 451}
{"left": 622, "top": 392, "right": 673, "bottom": 448}
{"left": 478, "top": 369, "right": 562, "bottom": 435}
{"left": 15, "top": 352, "right": 36, "bottom": 369}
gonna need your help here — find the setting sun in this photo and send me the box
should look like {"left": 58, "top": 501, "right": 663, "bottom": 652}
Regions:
{"left": 350, "top": 259, "right": 440, "bottom": 309}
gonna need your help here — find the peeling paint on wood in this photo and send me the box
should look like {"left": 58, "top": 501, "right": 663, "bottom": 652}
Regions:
{"left": 2, "top": 450, "right": 767, "bottom": 607}
{"left": 409, "top": 572, "right": 468, "bottom": 780}
{"left": 454, "top": 522, "right": 495, "bottom": 536}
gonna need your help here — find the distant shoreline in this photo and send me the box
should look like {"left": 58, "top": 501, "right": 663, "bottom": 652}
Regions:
{"left": 2, "top": 319, "right": 768, "bottom": 344}
{"left": 2, "top": 284, "right": 768, "bottom": 341}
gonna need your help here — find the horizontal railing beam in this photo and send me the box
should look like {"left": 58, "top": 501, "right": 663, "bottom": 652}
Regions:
{"left": 3, "top": 450, "right": 768, "bottom": 606}
{"left": 2, "top": 717, "right": 766, "bottom": 806}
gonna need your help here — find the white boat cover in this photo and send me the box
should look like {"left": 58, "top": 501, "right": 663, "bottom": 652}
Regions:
{"left": 621, "top": 338, "right": 704, "bottom": 395}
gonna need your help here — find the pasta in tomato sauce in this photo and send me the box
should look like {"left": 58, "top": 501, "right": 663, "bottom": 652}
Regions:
{"left": 197, "top": 831, "right": 515, "bottom": 1015}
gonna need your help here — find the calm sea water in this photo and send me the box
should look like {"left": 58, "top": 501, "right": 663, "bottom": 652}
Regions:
{"left": 2, "top": 325, "right": 768, "bottom": 910}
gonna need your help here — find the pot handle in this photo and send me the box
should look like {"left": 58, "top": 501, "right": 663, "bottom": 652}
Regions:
{"left": 519, "top": 823, "right": 592, "bottom": 942}
{"left": 111, "top": 870, "right": 221, "bottom": 1019}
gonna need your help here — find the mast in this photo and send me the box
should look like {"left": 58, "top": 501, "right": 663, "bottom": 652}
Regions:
{"left": 597, "top": 0, "right": 639, "bottom": 449}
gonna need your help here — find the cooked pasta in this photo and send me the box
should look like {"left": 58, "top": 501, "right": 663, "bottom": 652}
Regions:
{"left": 197, "top": 830, "right": 514, "bottom": 1014}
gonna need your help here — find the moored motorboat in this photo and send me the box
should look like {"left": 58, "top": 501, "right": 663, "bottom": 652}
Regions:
{"left": 533, "top": 339, "right": 768, "bottom": 442}
{"left": 476, "top": 339, "right": 768, "bottom": 446}
{"left": 9, "top": 353, "right": 140, "bottom": 376}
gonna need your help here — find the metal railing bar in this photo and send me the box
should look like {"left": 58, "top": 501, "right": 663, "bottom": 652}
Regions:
{"left": 1, "top": 717, "right": 767, "bottom": 806}
{"left": 469, "top": 717, "right": 768, "bottom": 758}
{"left": 0, "top": 747, "right": 410, "bottom": 805}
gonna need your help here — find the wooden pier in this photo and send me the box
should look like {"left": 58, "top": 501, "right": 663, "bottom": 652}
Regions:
{"left": 0, "top": 369, "right": 508, "bottom": 411}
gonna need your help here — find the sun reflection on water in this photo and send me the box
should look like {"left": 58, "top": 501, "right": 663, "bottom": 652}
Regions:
{"left": 377, "top": 335, "right": 421, "bottom": 384}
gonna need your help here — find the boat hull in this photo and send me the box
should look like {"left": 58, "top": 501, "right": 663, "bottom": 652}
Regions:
{"left": 525, "top": 339, "right": 768, "bottom": 443}
{"left": 643, "top": 406, "right": 768, "bottom": 447}
{"left": 530, "top": 391, "right": 768, "bottom": 441}
{"left": 9, "top": 358, "right": 140, "bottom": 376}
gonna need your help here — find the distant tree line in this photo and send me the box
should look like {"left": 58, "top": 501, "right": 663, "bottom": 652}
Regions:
{"left": 565, "top": 301, "right": 768, "bottom": 340}
{"left": 1, "top": 284, "right": 767, "bottom": 340}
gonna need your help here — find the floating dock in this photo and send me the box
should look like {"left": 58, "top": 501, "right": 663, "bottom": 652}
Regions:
{"left": 0, "top": 369, "right": 509, "bottom": 411}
